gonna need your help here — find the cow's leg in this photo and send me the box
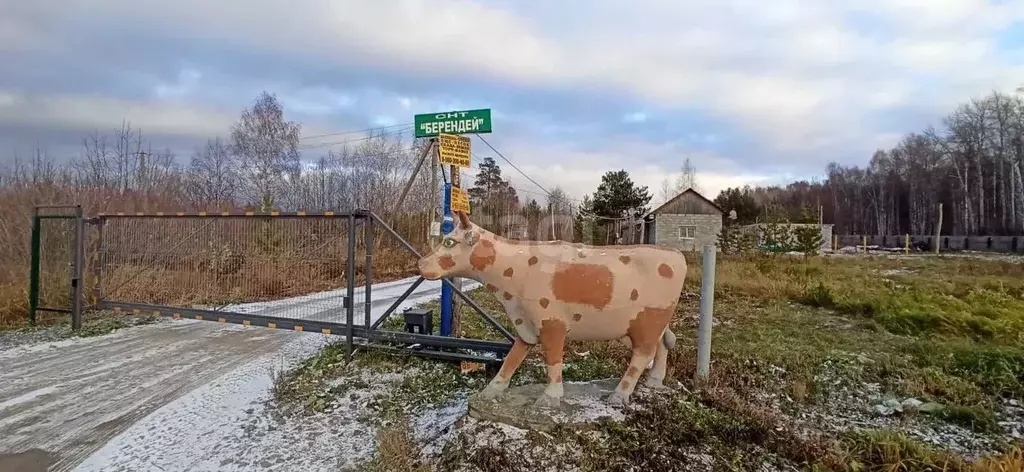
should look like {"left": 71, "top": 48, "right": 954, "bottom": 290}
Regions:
{"left": 644, "top": 337, "right": 670, "bottom": 390}
{"left": 607, "top": 347, "right": 655, "bottom": 406}
{"left": 479, "top": 336, "right": 532, "bottom": 400}
{"left": 610, "top": 305, "right": 676, "bottom": 405}
{"left": 535, "top": 318, "right": 567, "bottom": 408}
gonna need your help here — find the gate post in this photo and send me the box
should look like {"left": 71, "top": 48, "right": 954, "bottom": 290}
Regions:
{"left": 92, "top": 217, "right": 106, "bottom": 307}
{"left": 28, "top": 207, "right": 41, "bottom": 326}
{"left": 364, "top": 215, "right": 373, "bottom": 329}
{"left": 346, "top": 213, "right": 356, "bottom": 361}
{"left": 71, "top": 205, "right": 85, "bottom": 331}
{"left": 440, "top": 184, "right": 454, "bottom": 336}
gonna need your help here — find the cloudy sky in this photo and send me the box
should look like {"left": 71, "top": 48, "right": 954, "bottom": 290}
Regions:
{"left": 2, "top": 1, "right": 1023, "bottom": 204}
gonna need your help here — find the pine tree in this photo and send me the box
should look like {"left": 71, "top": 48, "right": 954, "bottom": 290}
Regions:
{"left": 760, "top": 204, "right": 795, "bottom": 252}
{"left": 592, "top": 170, "right": 652, "bottom": 219}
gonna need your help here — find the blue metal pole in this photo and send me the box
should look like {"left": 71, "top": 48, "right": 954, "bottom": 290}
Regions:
{"left": 440, "top": 183, "right": 454, "bottom": 336}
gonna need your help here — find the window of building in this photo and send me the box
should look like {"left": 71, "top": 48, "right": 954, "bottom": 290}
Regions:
{"left": 678, "top": 225, "right": 696, "bottom": 239}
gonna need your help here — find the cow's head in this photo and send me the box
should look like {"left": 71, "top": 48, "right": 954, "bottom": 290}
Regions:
{"left": 418, "top": 211, "right": 486, "bottom": 280}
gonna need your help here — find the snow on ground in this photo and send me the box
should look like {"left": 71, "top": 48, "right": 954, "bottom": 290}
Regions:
{"left": 0, "top": 319, "right": 299, "bottom": 472}
{"left": 218, "top": 276, "right": 480, "bottom": 325}
{"left": 60, "top": 276, "right": 481, "bottom": 471}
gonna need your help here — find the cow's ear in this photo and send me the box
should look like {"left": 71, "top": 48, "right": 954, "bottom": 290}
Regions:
{"left": 464, "top": 231, "right": 480, "bottom": 246}
{"left": 456, "top": 211, "right": 472, "bottom": 229}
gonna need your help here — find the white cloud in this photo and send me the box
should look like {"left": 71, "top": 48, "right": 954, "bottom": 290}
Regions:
{"left": 469, "top": 134, "right": 772, "bottom": 204}
{"left": 4, "top": 0, "right": 1024, "bottom": 172}
{"left": 0, "top": 89, "right": 235, "bottom": 138}
{"left": 47, "top": 0, "right": 1020, "bottom": 158}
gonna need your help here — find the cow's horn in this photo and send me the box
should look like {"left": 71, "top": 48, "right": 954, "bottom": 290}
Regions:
{"left": 456, "top": 211, "right": 471, "bottom": 229}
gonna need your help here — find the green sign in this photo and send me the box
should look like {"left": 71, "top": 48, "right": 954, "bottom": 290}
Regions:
{"left": 414, "top": 109, "right": 492, "bottom": 138}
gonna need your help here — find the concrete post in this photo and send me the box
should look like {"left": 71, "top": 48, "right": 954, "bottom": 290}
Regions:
{"left": 695, "top": 244, "right": 717, "bottom": 382}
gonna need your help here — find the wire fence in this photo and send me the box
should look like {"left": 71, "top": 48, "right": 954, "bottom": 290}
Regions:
{"left": 37, "top": 216, "right": 75, "bottom": 321}
{"left": 95, "top": 212, "right": 439, "bottom": 323}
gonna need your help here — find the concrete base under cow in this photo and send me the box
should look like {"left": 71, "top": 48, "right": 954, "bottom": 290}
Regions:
{"left": 467, "top": 379, "right": 628, "bottom": 432}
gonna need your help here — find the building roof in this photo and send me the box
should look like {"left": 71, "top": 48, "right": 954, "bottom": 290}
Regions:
{"left": 645, "top": 187, "right": 725, "bottom": 218}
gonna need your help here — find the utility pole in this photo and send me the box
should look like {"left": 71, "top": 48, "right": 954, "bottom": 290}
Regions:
{"left": 430, "top": 144, "right": 439, "bottom": 247}
{"left": 450, "top": 166, "right": 462, "bottom": 336}
{"left": 549, "top": 203, "right": 555, "bottom": 240}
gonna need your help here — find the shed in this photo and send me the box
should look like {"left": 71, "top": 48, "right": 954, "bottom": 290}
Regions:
{"left": 641, "top": 188, "right": 725, "bottom": 251}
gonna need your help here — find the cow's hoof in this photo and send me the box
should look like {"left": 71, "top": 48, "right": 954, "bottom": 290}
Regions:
{"left": 478, "top": 382, "right": 507, "bottom": 401}
{"left": 534, "top": 393, "right": 561, "bottom": 409}
{"left": 644, "top": 377, "right": 670, "bottom": 391}
{"left": 606, "top": 392, "right": 629, "bottom": 407}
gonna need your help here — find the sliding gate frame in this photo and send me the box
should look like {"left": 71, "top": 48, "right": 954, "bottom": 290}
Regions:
{"left": 89, "top": 209, "right": 513, "bottom": 364}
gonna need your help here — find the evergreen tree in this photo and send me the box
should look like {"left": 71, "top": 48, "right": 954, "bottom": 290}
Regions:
{"left": 714, "top": 186, "right": 761, "bottom": 224}
{"left": 522, "top": 199, "right": 543, "bottom": 239}
{"left": 467, "top": 157, "right": 519, "bottom": 233}
{"left": 760, "top": 204, "right": 795, "bottom": 252}
{"left": 573, "top": 195, "right": 595, "bottom": 243}
{"left": 592, "top": 170, "right": 652, "bottom": 219}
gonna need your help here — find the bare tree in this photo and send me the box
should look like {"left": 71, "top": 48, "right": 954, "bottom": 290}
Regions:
{"left": 230, "top": 91, "right": 301, "bottom": 209}
{"left": 185, "top": 138, "right": 239, "bottom": 208}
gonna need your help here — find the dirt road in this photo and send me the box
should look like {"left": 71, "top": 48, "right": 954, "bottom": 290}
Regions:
{"left": 0, "top": 276, "right": 481, "bottom": 471}
{"left": 0, "top": 320, "right": 301, "bottom": 472}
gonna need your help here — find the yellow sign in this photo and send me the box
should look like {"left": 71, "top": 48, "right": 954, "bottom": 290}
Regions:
{"left": 438, "top": 133, "right": 471, "bottom": 168}
{"left": 450, "top": 186, "right": 471, "bottom": 213}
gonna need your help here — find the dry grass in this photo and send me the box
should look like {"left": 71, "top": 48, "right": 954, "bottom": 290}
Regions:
{"left": 391, "top": 251, "right": 1024, "bottom": 471}
{"left": 355, "top": 415, "right": 431, "bottom": 472}
{"left": 0, "top": 185, "right": 435, "bottom": 328}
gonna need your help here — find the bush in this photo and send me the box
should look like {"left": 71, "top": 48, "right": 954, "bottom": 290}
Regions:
{"left": 718, "top": 222, "right": 757, "bottom": 255}
{"left": 793, "top": 225, "right": 825, "bottom": 255}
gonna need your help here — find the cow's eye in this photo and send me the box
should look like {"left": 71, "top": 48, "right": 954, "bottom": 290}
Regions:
{"left": 442, "top": 238, "right": 457, "bottom": 248}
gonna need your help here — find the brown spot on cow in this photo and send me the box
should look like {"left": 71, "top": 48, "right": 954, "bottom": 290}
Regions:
{"left": 470, "top": 239, "right": 497, "bottom": 271}
{"left": 630, "top": 289, "right": 639, "bottom": 301}
{"left": 626, "top": 305, "right": 676, "bottom": 356}
{"left": 626, "top": 366, "right": 640, "bottom": 377}
{"left": 550, "top": 263, "right": 614, "bottom": 310}
{"left": 658, "top": 263, "right": 673, "bottom": 278}
{"left": 539, "top": 319, "right": 567, "bottom": 367}
{"left": 486, "top": 283, "right": 498, "bottom": 293}
{"left": 514, "top": 318, "right": 523, "bottom": 325}
{"left": 528, "top": 256, "right": 538, "bottom": 266}
{"left": 573, "top": 313, "right": 582, "bottom": 322}
{"left": 503, "top": 291, "right": 513, "bottom": 301}
{"left": 503, "top": 267, "right": 514, "bottom": 277}
{"left": 539, "top": 298, "right": 550, "bottom": 309}
{"left": 438, "top": 255, "right": 455, "bottom": 270}
{"left": 619, "top": 255, "right": 631, "bottom": 264}
{"left": 619, "top": 379, "right": 631, "bottom": 391}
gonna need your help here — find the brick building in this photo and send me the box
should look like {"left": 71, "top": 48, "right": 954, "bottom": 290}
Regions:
{"left": 640, "top": 188, "right": 724, "bottom": 251}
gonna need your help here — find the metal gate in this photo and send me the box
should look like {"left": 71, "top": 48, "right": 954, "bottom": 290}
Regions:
{"left": 28, "top": 205, "right": 85, "bottom": 329}
{"left": 71, "top": 208, "right": 512, "bottom": 364}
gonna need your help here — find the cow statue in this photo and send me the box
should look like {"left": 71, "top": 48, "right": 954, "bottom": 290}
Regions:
{"left": 417, "top": 211, "right": 686, "bottom": 407}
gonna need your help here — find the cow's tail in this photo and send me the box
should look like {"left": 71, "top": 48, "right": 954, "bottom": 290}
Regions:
{"left": 661, "top": 328, "right": 676, "bottom": 350}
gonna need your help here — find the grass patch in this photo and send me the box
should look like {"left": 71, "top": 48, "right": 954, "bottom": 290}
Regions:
{"left": 344, "top": 413, "right": 430, "bottom": 472}
{"left": 272, "top": 343, "right": 490, "bottom": 416}
{"left": 279, "top": 253, "right": 1024, "bottom": 470}
{"left": 840, "top": 429, "right": 967, "bottom": 471}
{"left": 933, "top": 406, "right": 1002, "bottom": 434}
{"left": 707, "top": 254, "right": 1024, "bottom": 342}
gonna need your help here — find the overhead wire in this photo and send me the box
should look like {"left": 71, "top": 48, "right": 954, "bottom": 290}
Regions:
{"left": 299, "top": 122, "right": 412, "bottom": 141}
{"left": 297, "top": 125, "right": 415, "bottom": 150}
{"left": 468, "top": 135, "right": 634, "bottom": 221}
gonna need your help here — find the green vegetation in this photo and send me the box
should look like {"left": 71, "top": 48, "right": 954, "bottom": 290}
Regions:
{"left": 279, "top": 252, "right": 1024, "bottom": 470}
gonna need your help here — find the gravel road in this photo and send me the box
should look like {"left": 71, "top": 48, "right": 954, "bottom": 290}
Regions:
{"left": 0, "top": 276, "right": 480, "bottom": 472}
{"left": 0, "top": 320, "right": 299, "bottom": 472}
